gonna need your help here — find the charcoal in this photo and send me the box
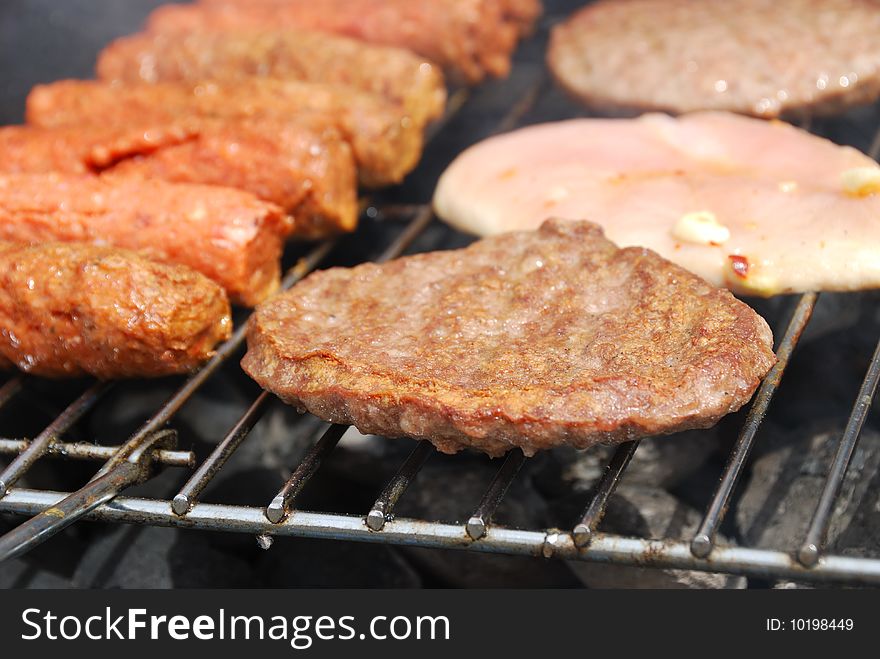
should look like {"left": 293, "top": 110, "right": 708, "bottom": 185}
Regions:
{"left": 567, "top": 486, "right": 746, "bottom": 588}
{"left": 228, "top": 404, "right": 321, "bottom": 476}
{"left": 736, "top": 421, "right": 880, "bottom": 556}
{"left": 532, "top": 430, "right": 720, "bottom": 502}
{"left": 256, "top": 537, "right": 422, "bottom": 588}
{"left": 0, "top": 558, "right": 71, "bottom": 588}
{"left": 747, "top": 291, "right": 873, "bottom": 346}
{"left": 88, "top": 370, "right": 262, "bottom": 445}
{"left": 323, "top": 428, "right": 423, "bottom": 490}
{"left": 88, "top": 526, "right": 177, "bottom": 588}
{"left": 396, "top": 457, "right": 548, "bottom": 527}
{"left": 401, "top": 546, "right": 582, "bottom": 588}
{"left": 766, "top": 293, "right": 880, "bottom": 428}
{"left": 394, "top": 459, "right": 583, "bottom": 587}
{"left": 77, "top": 526, "right": 255, "bottom": 588}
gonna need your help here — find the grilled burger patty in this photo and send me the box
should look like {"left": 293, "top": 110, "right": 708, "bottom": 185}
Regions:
{"left": 0, "top": 242, "right": 231, "bottom": 379}
{"left": 243, "top": 220, "right": 775, "bottom": 457}
{"left": 0, "top": 174, "right": 289, "bottom": 306}
{"left": 97, "top": 29, "right": 447, "bottom": 127}
{"left": 27, "top": 78, "right": 426, "bottom": 188}
{"left": 0, "top": 116, "right": 357, "bottom": 239}
{"left": 548, "top": 0, "right": 880, "bottom": 117}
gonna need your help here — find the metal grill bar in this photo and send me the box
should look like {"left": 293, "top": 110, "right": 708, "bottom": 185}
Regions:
{"left": 494, "top": 75, "right": 548, "bottom": 135}
{"left": 798, "top": 336, "right": 880, "bottom": 566}
{"left": 376, "top": 204, "right": 436, "bottom": 262}
{"left": 0, "top": 376, "right": 24, "bottom": 410}
{"left": 3, "top": 14, "right": 879, "bottom": 582}
{"left": 171, "top": 211, "right": 434, "bottom": 524}
{"left": 0, "top": 439, "right": 193, "bottom": 467}
{"left": 172, "top": 391, "right": 273, "bottom": 516}
{"left": 0, "top": 241, "right": 337, "bottom": 558}
{"left": 265, "top": 210, "right": 445, "bottom": 524}
{"left": 869, "top": 129, "right": 880, "bottom": 160}
{"left": 0, "top": 429, "right": 176, "bottom": 561}
{"left": 425, "top": 88, "right": 470, "bottom": 141}
{"left": 168, "top": 86, "right": 481, "bottom": 526}
{"left": 691, "top": 292, "right": 817, "bottom": 558}
{"left": 466, "top": 449, "right": 527, "bottom": 540}
{"left": 266, "top": 424, "right": 348, "bottom": 523}
{"left": 134, "top": 239, "right": 336, "bottom": 445}
{"left": 366, "top": 441, "right": 434, "bottom": 531}
{"left": 4, "top": 488, "right": 880, "bottom": 585}
{"left": 0, "top": 381, "right": 108, "bottom": 495}
{"left": 572, "top": 440, "right": 640, "bottom": 548}
{"left": 171, "top": 75, "right": 548, "bottom": 540}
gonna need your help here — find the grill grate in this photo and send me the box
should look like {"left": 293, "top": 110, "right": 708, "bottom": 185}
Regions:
{"left": 2, "top": 5, "right": 880, "bottom": 586}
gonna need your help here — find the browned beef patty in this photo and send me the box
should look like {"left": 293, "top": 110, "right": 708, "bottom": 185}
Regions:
{"left": 242, "top": 220, "right": 775, "bottom": 456}
{"left": 548, "top": 0, "right": 880, "bottom": 117}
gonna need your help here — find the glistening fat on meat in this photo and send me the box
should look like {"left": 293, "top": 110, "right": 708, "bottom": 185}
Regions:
{"left": 146, "top": 0, "right": 539, "bottom": 84}
{"left": 0, "top": 242, "right": 231, "bottom": 379}
{"left": 242, "top": 220, "right": 775, "bottom": 457}
{"left": 0, "top": 117, "right": 358, "bottom": 239}
{"left": 200, "top": 0, "right": 543, "bottom": 36}
{"left": 0, "top": 173, "right": 289, "bottom": 306}
{"left": 27, "top": 78, "right": 427, "bottom": 188}
{"left": 96, "top": 29, "right": 447, "bottom": 127}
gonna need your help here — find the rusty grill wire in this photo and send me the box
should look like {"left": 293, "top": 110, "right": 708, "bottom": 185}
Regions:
{"left": 1, "top": 19, "right": 880, "bottom": 586}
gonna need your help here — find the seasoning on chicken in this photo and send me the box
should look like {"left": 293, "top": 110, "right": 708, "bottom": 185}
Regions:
{"left": 434, "top": 112, "right": 880, "bottom": 296}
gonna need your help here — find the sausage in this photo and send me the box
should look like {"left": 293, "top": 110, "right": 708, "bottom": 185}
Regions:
{"left": 0, "top": 242, "right": 232, "bottom": 379}
{"left": 0, "top": 173, "right": 289, "bottom": 306}
{"left": 96, "top": 29, "right": 446, "bottom": 126}
{"left": 0, "top": 117, "right": 358, "bottom": 239}
{"left": 146, "top": 0, "right": 527, "bottom": 84}
{"left": 28, "top": 78, "right": 425, "bottom": 188}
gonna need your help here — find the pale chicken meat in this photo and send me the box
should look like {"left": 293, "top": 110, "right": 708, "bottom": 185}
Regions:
{"left": 433, "top": 112, "right": 880, "bottom": 296}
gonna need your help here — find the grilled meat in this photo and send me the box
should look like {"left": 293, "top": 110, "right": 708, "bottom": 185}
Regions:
{"left": 0, "top": 117, "right": 358, "bottom": 239}
{"left": 146, "top": 0, "right": 540, "bottom": 84}
{"left": 548, "top": 0, "right": 880, "bottom": 117}
{"left": 0, "top": 174, "right": 289, "bottom": 306}
{"left": 96, "top": 29, "right": 446, "bottom": 127}
{"left": 202, "top": 0, "right": 543, "bottom": 35}
{"left": 0, "top": 121, "right": 195, "bottom": 176}
{"left": 0, "top": 242, "right": 231, "bottom": 379}
{"left": 28, "top": 78, "right": 426, "bottom": 188}
{"left": 433, "top": 112, "right": 880, "bottom": 296}
{"left": 243, "top": 219, "right": 775, "bottom": 457}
